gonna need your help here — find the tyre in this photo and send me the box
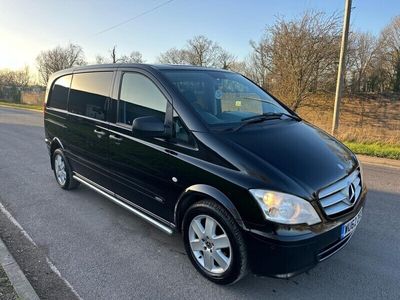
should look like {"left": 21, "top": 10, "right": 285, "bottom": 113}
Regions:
{"left": 52, "top": 148, "right": 79, "bottom": 190}
{"left": 182, "top": 199, "right": 248, "bottom": 285}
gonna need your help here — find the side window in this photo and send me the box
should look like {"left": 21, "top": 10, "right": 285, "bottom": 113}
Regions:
{"left": 48, "top": 75, "right": 71, "bottom": 110}
{"left": 68, "top": 72, "right": 113, "bottom": 121}
{"left": 173, "top": 110, "right": 194, "bottom": 147}
{"left": 118, "top": 73, "right": 167, "bottom": 125}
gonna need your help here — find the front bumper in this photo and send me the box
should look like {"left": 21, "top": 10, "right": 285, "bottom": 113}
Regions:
{"left": 245, "top": 190, "right": 367, "bottom": 278}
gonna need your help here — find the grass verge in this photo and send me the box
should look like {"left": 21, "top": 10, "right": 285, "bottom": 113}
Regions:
{"left": 344, "top": 141, "right": 400, "bottom": 160}
{"left": 0, "top": 101, "right": 42, "bottom": 111}
{"left": 0, "top": 264, "right": 19, "bottom": 300}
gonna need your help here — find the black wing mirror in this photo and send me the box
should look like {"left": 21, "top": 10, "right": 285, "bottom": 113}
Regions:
{"left": 132, "top": 116, "right": 168, "bottom": 138}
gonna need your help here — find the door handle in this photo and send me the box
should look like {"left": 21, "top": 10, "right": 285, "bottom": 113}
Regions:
{"left": 94, "top": 129, "right": 106, "bottom": 136}
{"left": 165, "top": 149, "right": 177, "bottom": 155}
{"left": 109, "top": 134, "right": 123, "bottom": 142}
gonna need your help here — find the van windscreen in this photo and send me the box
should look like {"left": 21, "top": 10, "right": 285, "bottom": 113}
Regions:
{"left": 161, "top": 70, "right": 289, "bottom": 127}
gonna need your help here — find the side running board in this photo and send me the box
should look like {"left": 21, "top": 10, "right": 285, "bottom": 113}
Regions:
{"left": 72, "top": 174, "right": 174, "bottom": 235}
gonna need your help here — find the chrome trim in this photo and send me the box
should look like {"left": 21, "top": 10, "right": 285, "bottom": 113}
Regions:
{"left": 154, "top": 196, "right": 165, "bottom": 203}
{"left": 46, "top": 106, "right": 109, "bottom": 125}
{"left": 45, "top": 118, "right": 67, "bottom": 128}
{"left": 318, "top": 233, "right": 353, "bottom": 262}
{"left": 45, "top": 106, "right": 68, "bottom": 114}
{"left": 319, "top": 170, "right": 359, "bottom": 199}
{"left": 325, "top": 202, "right": 351, "bottom": 216}
{"left": 97, "top": 125, "right": 173, "bottom": 154}
{"left": 320, "top": 192, "right": 346, "bottom": 208}
{"left": 318, "top": 169, "right": 362, "bottom": 217}
{"left": 274, "top": 272, "right": 298, "bottom": 279}
{"left": 72, "top": 174, "right": 174, "bottom": 235}
{"left": 52, "top": 137, "right": 64, "bottom": 149}
{"left": 48, "top": 108, "right": 199, "bottom": 150}
{"left": 68, "top": 111, "right": 109, "bottom": 125}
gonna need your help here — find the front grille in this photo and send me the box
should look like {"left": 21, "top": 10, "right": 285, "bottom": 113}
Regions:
{"left": 318, "top": 169, "right": 362, "bottom": 217}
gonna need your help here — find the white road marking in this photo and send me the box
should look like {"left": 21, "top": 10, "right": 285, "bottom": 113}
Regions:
{"left": 0, "top": 202, "right": 37, "bottom": 246}
{"left": 0, "top": 201, "right": 83, "bottom": 300}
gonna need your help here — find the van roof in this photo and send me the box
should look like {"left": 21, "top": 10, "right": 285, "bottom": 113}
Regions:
{"left": 48, "top": 63, "right": 232, "bottom": 83}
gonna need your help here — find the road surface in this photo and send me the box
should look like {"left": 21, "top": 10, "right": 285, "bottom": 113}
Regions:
{"left": 0, "top": 107, "right": 399, "bottom": 299}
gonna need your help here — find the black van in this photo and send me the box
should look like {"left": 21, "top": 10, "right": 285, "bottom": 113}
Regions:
{"left": 44, "top": 64, "right": 366, "bottom": 284}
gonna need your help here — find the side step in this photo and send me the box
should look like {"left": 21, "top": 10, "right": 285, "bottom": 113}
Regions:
{"left": 72, "top": 175, "right": 174, "bottom": 235}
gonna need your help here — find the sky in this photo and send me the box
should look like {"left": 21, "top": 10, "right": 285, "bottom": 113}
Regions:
{"left": 1, "top": 0, "right": 399, "bottom": 78}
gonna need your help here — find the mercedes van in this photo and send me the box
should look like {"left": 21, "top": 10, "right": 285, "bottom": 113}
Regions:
{"left": 44, "top": 64, "right": 366, "bottom": 284}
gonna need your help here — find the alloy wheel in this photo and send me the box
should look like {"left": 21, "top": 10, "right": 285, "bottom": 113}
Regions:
{"left": 188, "top": 215, "right": 232, "bottom": 274}
{"left": 54, "top": 154, "right": 67, "bottom": 186}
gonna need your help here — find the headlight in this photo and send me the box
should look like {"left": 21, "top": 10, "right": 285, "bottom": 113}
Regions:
{"left": 249, "top": 190, "right": 321, "bottom": 225}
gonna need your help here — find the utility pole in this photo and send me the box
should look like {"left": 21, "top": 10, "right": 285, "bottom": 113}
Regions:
{"left": 332, "top": 0, "right": 352, "bottom": 135}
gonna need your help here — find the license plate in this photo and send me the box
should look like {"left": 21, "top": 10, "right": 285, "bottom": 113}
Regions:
{"left": 341, "top": 208, "right": 362, "bottom": 239}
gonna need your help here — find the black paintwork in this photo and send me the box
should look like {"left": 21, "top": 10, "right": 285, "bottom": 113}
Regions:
{"left": 44, "top": 64, "right": 366, "bottom": 277}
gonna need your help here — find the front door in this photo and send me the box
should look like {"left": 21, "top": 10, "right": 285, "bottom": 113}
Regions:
{"left": 108, "top": 71, "right": 177, "bottom": 222}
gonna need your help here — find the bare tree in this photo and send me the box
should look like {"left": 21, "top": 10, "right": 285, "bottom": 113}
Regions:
{"left": 0, "top": 67, "right": 31, "bottom": 102}
{"left": 379, "top": 16, "right": 400, "bottom": 91}
{"left": 158, "top": 48, "right": 189, "bottom": 64}
{"left": 218, "top": 49, "right": 237, "bottom": 70}
{"left": 250, "top": 11, "right": 341, "bottom": 110}
{"left": 13, "top": 66, "right": 30, "bottom": 87}
{"left": 119, "top": 51, "right": 145, "bottom": 63}
{"left": 0, "top": 66, "right": 30, "bottom": 87}
{"left": 95, "top": 55, "right": 106, "bottom": 64}
{"left": 367, "top": 51, "right": 391, "bottom": 92}
{"left": 96, "top": 46, "right": 145, "bottom": 64}
{"left": 36, "top": 43, "right": 86, "bottom": 85}
{"left": 158, "top": 35, "right": 236, "bottom": 68}
{"left": 0, "top": 70, "right": 16, "bottom": 87}
{"left": 111, "top": 46, "right": 118, "bottom": 63}
{"left": 348, "top": 32, "right": 378, "bottom": 92}
{"left": 228, "top": 60, "right": 248, "bottom": 74}
{"left": 185, "top": 35, "right": 221, "bottom": 66}
{"left": 248, "top": 39, "right": 271, "bottom": 88}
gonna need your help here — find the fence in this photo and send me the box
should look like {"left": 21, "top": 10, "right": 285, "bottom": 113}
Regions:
{"left": 20, "top": 91, "right": 45, "bottom": 105}
{"left": 0, "top": 86, "right": 45, "bottom": 105}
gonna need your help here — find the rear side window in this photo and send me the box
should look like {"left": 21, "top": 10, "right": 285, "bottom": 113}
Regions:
{"left": 68, "top": 72, "right": 113, "bottom": 121}
{"left": 48, "top": 75, "right": 71, "bottom": 110}
{"left": 118, "top": 73, "right": 167, "bottom": 125}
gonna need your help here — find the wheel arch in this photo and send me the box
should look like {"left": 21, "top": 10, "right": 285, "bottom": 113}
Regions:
{"left": 49, "top": 137, "right": 64, "bottom": 169}
{"left": 174, "top": 184, "right": 247, "bottom": 232}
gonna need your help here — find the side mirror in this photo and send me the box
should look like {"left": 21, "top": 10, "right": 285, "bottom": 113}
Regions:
{"left": 132, "top": 116, "right": 167, "bottom": 138}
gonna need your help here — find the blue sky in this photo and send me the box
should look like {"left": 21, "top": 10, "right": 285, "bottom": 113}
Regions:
{"left": 1, "top": 0, "right": 399, "bottom": 72}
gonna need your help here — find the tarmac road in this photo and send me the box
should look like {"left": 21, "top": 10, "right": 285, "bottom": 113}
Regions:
{"left": 0, "top": 106, "right": 399, "bottom": 299}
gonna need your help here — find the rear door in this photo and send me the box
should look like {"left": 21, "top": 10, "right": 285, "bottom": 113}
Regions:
{"left": 65, "top": 71, "right": 114, "bottom": 190}
{"left": 44, "top": 74, "right": 71, "bottom": 145}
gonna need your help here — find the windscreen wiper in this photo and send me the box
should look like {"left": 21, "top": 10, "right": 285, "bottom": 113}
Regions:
{"left": 241, "top": 112, "right": 301, "bottom": 122}
{"left": 230, "top": 112, "right": 301, "bottom": 132}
